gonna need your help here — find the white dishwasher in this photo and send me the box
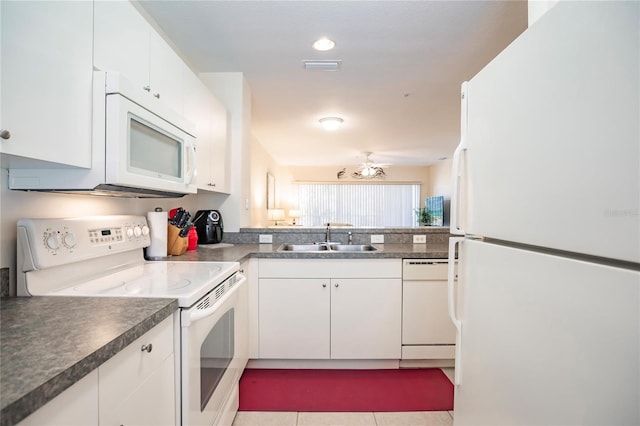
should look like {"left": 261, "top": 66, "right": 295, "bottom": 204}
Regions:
{"left": 402, "top": 259, "right": 457, "bottom": 362}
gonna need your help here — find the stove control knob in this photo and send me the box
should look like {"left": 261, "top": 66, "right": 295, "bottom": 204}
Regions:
{"left": 133, "top": 226, "right": 142, "bottom": 238}
{"left": 62, "top": 232, "right": 77, "bottom": 249}
{"left": 141, "top": 225, "right": 150, "bottom": 236}
{"left": 126, "top": 227, "right": 134, "bottom": 238}
{"left": 45, "top": 233, "right": 61, "bottom": 250}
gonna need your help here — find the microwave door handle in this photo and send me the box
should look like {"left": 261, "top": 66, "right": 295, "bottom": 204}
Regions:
{"left": 182, "top": 274, "right": 246, "bottom": 326}
{"left": 186, "top": 141, "right": 196, "bottom": 184}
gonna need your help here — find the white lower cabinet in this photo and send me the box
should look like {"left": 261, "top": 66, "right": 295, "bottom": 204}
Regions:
{"left": 259, "top": 278, "right": 330, "bottom": 359}
{"left": 258, "top": 259, "right": 402, "bottom": 360}
{"left": 17, "top": 315, "right": 176, "bottom": 426}
{"left": 331, "top": 278, "right": 401, "bottom": 359}
{"left": 17, "top": 370, "right": 99, "bottom": 426}
{"left": 99, "top": 315, "right": 176, "bottom": 426}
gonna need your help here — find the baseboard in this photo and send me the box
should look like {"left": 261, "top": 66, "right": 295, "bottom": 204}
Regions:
{"left": 246, "top": 359, "right": 400, "bottom": 370}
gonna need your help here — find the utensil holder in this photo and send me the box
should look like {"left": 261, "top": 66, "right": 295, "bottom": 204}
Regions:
{"left": 167, "top": 224, "right": 188, "bottom": 256}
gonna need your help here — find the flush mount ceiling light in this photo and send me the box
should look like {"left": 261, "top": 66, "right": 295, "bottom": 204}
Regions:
{"left": 319, "top": 117, "right": 344, "bottom": 131}
{"left": 312, "top": 38, "right": 335, "bottom": 51}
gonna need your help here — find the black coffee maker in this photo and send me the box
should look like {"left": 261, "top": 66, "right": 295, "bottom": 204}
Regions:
{"left": 193, "top": 210, "right": 223, "bottom": 244}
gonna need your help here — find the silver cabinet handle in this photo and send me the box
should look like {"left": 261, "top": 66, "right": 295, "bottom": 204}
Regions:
{"left": 143, "top": 85, "right": 151, "bottom": 92}
{"left": 153, "top": 93, "right": 160, "bottom": 99}
{"left": 322, "top": 283, "right": 327, "bottom": 288}
{"left": 334, "top": 283, "right": 339, "bottom": 288}
{"left": 141, "top": 344, "right": 153, "bottom": 353}
{"left": 0, "top": 129, "right": 11, "bottom": 140}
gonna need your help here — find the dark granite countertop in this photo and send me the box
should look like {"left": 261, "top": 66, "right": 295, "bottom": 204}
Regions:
{"left": 0, "top": 297, "right": 178, "bottom": 426}
{"left": 168, "top": 242, "right": 450, "bottom": 263}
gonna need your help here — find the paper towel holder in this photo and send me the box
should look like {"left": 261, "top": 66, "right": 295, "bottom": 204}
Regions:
{"left": 145, "top": 207, "right": 168, "bottom": 260}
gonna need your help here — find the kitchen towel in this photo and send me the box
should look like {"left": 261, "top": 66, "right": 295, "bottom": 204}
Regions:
{"left": 146, "top": 210, "right": 168, "bottom": 259}
{"left": 238, "top": 368, "right": 454, "bottom": 412}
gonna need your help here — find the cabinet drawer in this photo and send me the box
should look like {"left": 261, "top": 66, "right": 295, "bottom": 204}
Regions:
{"left": 98, "top": 315, "right": 175, "bottom": 411}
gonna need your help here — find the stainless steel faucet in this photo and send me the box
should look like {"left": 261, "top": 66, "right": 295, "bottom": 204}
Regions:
{"left": 325, "top": 223, "right": 331, "bottom": 243}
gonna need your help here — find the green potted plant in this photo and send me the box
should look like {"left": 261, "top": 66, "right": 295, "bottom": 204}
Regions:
{"left": 415, "top": 207, "right": 431, "bottom": 226}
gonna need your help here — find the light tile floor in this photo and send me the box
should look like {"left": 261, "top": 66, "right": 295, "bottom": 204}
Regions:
{"left": 232, "top": 368, "right": 455, "bottom": 426}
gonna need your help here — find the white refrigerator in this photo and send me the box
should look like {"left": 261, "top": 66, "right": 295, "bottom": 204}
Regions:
{"left": 448, "top": 2, "right": 639, "bottom": 425}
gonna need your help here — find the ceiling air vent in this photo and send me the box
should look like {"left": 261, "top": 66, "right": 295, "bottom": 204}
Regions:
{"left": 303, "top": 60, "right": 341, "bottom": 71}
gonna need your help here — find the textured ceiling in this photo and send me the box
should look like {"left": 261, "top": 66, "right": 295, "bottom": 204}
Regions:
{"left": 139, "top": 0, "right": 527, "bottom": 166}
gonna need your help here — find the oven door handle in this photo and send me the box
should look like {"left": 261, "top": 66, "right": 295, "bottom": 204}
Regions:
{"left": 183, "top": 274, "right": 246, "bottom": 325}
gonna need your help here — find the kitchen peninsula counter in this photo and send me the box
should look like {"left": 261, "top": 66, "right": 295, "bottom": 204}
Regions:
{"left": 0, "top": 297, "right": 178, "bottom": 426}
{"left": 175, "top": 242, "right": 451, "bottom": 263}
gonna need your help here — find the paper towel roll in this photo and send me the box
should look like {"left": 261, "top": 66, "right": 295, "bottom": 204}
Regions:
{"left": 146, "top": 210, "right": 168, "bottom": 259}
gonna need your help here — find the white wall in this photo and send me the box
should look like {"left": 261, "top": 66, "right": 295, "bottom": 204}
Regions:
{"left": 428, "top": 158, "right": 453, "bottom": 199}
{"left": 250, "top": 136, "right": 294, "bottom": 227}
{"left": 0, "top": 164, "right": 198, "bottom": 294}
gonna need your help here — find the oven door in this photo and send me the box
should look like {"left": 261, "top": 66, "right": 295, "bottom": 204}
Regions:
{"left": 181, "top": 273, "right": 248, "bottom": 426}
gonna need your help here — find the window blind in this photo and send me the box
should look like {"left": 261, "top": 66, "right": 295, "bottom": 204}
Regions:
{"left": 296, "top": 183, "right": 421, "bottom": 227}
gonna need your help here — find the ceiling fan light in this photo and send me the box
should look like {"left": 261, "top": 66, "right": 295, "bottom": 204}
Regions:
{"left": 319, "top": 116, "right": 344, "bottom": 131}
{"left": 312, "top": 38, "right": 335, "bottom": 51}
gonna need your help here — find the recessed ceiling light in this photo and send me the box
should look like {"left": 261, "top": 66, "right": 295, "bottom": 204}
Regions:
{"left": 319, "top": 117, "right": 344, "bottom": 131}
{"left": 312, "top": 38, "right": 335, "bottom": 51}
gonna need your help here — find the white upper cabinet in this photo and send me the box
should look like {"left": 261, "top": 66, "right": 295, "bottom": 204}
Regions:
{"left": 93, "top": 1, "right": 149, "bottom": 88}
{"left": 149, "top": 30, "right": 185, "bottom": 114}
{"left": 184, "top": 71, "right": 230, "bottom": 193}
{"left": 208, "top": 96, "right": 230, "bottom": 193}
{"left": 0, "top": 1, "right": 93, "bottom": 167}
{"left": 94, "top": 1, "right": 186, "bottom": 114}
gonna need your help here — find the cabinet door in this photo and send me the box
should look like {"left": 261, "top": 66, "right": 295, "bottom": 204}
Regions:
{"left": 149, "top": 30, "right": 186, "bottom": 114}
{"left": 207, "top": 95, "right": 230, "bottom": 193}
{"left": 184, "top": 71, "right": 213, "bottom": 190}
{"left": 331, "top": 278, "right": 402, "bottom": 359}
{"left": 259, "top": 278, "right": 330, "bottom": 359}
{"left": 99, "top": 316, "right": 175, "bottom": 425}
{"left": 17, "top": 370, "right": 98, "bottom": 426}
{"left": 93, "top": 0, "right": 150, "bottom": 89}
{"left": 99, "top": 354, "right": 176, "bottom": 426}
{"left": 184, "top": 70, "right": 229, "bottom": 193}
{"left": 1, "top": 1, "right": 93, "bottom": 167}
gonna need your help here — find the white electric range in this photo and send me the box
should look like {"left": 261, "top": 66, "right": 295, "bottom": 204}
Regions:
{"left": 17, "top": 215, "right": 249, "bottom": 426}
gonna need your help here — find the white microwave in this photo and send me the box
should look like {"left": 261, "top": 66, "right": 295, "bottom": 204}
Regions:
{"left": 102, "top": 71, "right": 197, "bottom": 195}
{"left": 8, "top": 71, "right": 197, "bottom": 198}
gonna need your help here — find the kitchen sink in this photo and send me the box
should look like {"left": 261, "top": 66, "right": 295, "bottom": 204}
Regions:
{"left": 328, "top": 244, "right": 378, "bottom": 252}
{"left": 277, "top": 243, "right": 378, "bottom": 252}
{"left": 278, "top": 244, "right": 330, "bottom": 252}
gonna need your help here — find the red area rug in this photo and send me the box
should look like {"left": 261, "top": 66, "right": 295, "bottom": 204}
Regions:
{"left": 238, "top": 368, "right": 454, "bottom": 412}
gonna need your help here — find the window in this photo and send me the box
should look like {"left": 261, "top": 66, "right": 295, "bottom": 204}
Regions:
{"left": 296, "top": 183, "right": 421, "bottom": 227}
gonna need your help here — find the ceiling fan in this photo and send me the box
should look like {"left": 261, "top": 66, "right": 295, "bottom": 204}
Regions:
{"left": 337, "top": 152, "right": 389, "bottom": 180}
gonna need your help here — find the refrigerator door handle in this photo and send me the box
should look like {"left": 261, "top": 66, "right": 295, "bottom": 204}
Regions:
{"left": 450, "top": 82, "right": 469, "bottom": 236}
{"left": 448, "top": 236, "right": 464, "bottom": 385}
